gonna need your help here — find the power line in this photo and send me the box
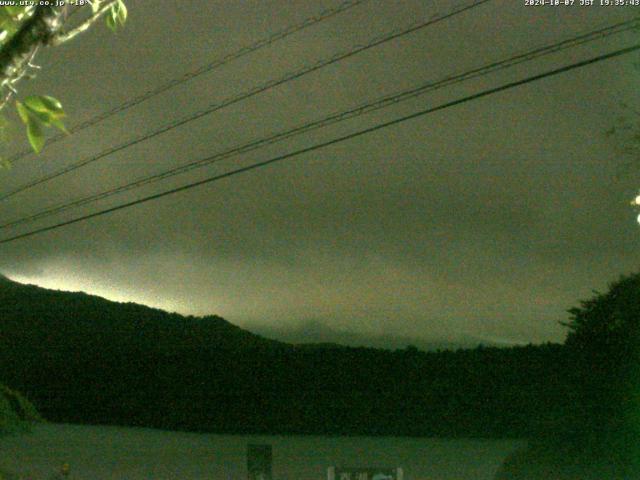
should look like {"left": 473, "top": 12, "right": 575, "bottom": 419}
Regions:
{"left": 0, "top": 17, "right": 637, "bottom": 231}
{"left": 5, "top": 0, "right": 367, "bottom": 165}
{"left": 1, "top": 43, "right": 637, "bottom": 245}
{"left": 0, "top": 0, "right": 491, "bottom": 203}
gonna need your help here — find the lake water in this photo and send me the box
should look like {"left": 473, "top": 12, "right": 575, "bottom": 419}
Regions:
{"left": 0, "top": 423, "right": 524, "bottom": 479}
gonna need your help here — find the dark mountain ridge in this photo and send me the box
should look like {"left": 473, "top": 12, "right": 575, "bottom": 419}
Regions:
{"left": 0, "top": 276, "right": 286, "bottom": 352}
{"left": 0, "top": 274, "right": 570, "bottom": 437}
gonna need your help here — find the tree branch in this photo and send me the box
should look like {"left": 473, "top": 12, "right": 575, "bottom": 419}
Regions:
{"left": 0, "top": 6, "right": 67, "bottom": 85}
{"left": 0, "top": 46, "right": 38, "bottom": 111}
{"left": 50, "top": 1, "right": 117, "bottom": 46}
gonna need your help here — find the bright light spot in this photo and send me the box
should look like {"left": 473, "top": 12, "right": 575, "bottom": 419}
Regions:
{"left": 635, "top": 195, "right": 640, "bottom": 206}
{"left": 637, "top": 213, "right": 640, "bottom": 225}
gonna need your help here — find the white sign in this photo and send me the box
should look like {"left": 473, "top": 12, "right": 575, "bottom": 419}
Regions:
{"left": 328, "top": 467, "right": 403, "bottom": 480}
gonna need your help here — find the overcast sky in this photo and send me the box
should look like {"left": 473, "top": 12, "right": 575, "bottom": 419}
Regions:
{"left": 0, "top": 0, "right": 639, "bottom": 348}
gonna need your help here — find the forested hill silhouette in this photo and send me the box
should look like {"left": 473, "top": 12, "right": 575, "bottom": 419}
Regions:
{"left": 1, "top": 274, "right": 572, "bottom": 437}
{"left": 0, "top": 275, "right": 285, "bottom": 352}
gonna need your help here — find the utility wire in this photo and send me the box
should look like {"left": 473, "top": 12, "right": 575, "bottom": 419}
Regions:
{"left": 0, "top": 43, "right": 637, "bottom": 245}
{"left": 0, "top": 0, "right": 491, "bottom": 203}
{"left": 0, "top": 17, "right": 637, "bottom": 230}
{"left": 5, "top": 0, "right": 367, "bottom": 165}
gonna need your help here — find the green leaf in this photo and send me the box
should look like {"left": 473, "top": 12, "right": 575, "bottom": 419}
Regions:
{"left": 116, "top": 0, "right": 127, "bottom": 24}
{"left": 16, "top": 97, "right": 67, "bottom": 152}
{"left": 106, "top": 1, "right": 126, "bottom": 31}
{"left": 23, "top": 95, "right": 64, "bottom": 116}
{"left": 15, "top": 100, "right": 29, "bottom": 124}
{"left": 22, "top": 107, "right": 52, "bottom": 127}
{"left": 50, "top": 116, "right": 68, "bottom": 134}
{"left": 20, "top": 95, "right": 66, "bottom": 130}
{"left": 17, "top": 101, "right": 45, "bottom": 152}
{"left": 26, "top": 115, "right": 44, "bottom": 153}
{"left": 106, "top": 9, "right": 117, "bottom": 32}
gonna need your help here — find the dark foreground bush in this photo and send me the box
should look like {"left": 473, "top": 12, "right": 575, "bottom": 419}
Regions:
{"left": 0, "top": 383, "right": 42, "bottom": 435}
{"left": 494, "top": 437, "right": 639, "bottom": 480}
{"left": 496, "top": 272, "right": 640, "bottom": 479}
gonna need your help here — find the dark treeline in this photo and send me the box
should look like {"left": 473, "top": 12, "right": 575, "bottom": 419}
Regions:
{"left": 0, "top": 275, "right": 578, "bottom": 439}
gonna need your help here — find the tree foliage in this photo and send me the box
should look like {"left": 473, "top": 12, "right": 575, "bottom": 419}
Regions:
{"left": 564, "top": 272, "right": 640, "bottom": 351}
{"left": 0, "top": 1, "right": 126, "bottom": 156}
{"left": 494, "top": 274, "right": 640, "bottom": 480}
{"left": 562, "top": 272, "right": 640, "bottom": 460}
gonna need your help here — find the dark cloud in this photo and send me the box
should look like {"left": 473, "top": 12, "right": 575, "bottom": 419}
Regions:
{"left": 0, "top": 0, "right": 639, "bottom": 346}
